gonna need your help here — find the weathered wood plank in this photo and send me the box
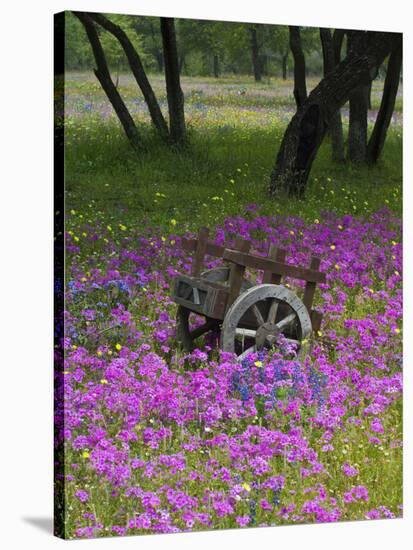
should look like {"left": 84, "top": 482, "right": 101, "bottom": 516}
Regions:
{"left": 310, "top": 309, "right": 323, "bottom": 333}
{"left": 226, "top": 238, "right": 251, "bottom": 310}
{"left": 303, "top": 256, "right": 321, "bottom": 311}
{"left": 262, "top": 244, "right": 287, "bottom": 284}
{"left": 223, "top": 249, "right": 326, "bottom": 283}
{"left": 182, "top": 237, "right": 226, "bottom": 258}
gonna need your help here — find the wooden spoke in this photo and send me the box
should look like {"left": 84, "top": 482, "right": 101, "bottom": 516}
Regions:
{"left": 267, "top": 298, "right": 279, "bottom": 324}
{"left": 251, "top": 304, "right": 265, "bottom": 326}
{"left": 235, "top": 328, "right": 257, "bottom": 338}
{"left": 274, "top": 312, "right": 296, "bottom": 331}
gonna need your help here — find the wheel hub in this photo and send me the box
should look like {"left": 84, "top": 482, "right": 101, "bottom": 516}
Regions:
{"left": 255, "top": 322, "right": 280, "bottom": 349}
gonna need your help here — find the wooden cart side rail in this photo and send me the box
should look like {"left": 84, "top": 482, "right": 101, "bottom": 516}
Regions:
{"left": 182, "top": 237, "right": 226, "bottom": 259}
{"left": 223, "top": 249, "right": 326, "bottom": 284}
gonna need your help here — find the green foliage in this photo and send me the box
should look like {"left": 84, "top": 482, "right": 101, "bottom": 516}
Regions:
{"left": 65, "top": 12, "right": 94, "bottom": 69}
{"left": 65, "top": 12, "right": 148, "bottom": 72}
{"left": 64, "top": 12, "right": 330, "bottom": 78}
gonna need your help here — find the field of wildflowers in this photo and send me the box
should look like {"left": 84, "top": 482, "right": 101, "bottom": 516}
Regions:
{"left": 56, "top": 73, "right": 402, "bottom": 538}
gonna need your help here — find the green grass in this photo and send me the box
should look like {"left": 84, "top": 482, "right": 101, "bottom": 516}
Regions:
{"left": 65, "top": 127, "right": 401, "bottom": 237}
{"left": 64, "top": 74, "right": 402, "bottom": 233}
{"left": 64, "top": 73, "right": 402, "bottom": 235}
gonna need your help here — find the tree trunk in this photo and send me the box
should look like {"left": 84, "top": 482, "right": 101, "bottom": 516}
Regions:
{"left": 87, "top": 13, "right": 169, "bottom": 141}
{"left": 367, "top": 35, "right": 402, "bottom": 164}
{"left": 160, "top": 18, "right": 186, "bottom": 145}
{"left": 348, "top": 85, "right": 369, "bottom": 163}
{"left": 320, "top": 28, "right": 345, "bottom": 162}
{"left": 289, "top": 26, "right": 307, "bottom": 108}
{"left": 282, "top": 51, "right": 288, "bottom": 79}
{"left": 269, "top": 31, "right": 396, "bottom": 198}
{"left": 213, "top": 54, "right": 220, "bottom": 78}
{"left": 366, "top": 80, "right": 372, "bottom": 109}
{"left": 347, "top": 32, "right": 370, "bottom": 163}
{"left": 332, "top": 29, "right": 345, "bottom": 65}
{"left": 250, "top": 26, "right": 262, "bottom": 82}
{"left": 73, "top": 12, "right": 140, "bottom": 150}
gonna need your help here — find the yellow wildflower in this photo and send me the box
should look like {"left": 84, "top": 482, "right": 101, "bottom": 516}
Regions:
{"left": 115, "top": 344, "right": 122, "bottom": 351}
{"left": 82, "top": 451, "right": 90, "bottom": 459}
{"left": 242, "top": 483, "right": 251, "bottom": 492}
{"left": 254, "top": 361, "right": 263, "bottom": 368}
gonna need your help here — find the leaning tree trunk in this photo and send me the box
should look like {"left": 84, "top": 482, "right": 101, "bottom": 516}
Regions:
{"left": 347, "top": 32, "right": 370, "bottom": 163}
{"left": 289, "top": 26, "right": 307, "bottom": 109}
{"left": 87, "top": 13, "right": 169, "bottom": 141}
{"left": 320, "top": 28, "right": 345, "bottom": 162}
{"left": 160, "top": 17, "right": 186, "bottom": 146}
{"left": 250, "top": 26, "right": 262, "bottom": 82}
{"left": 269, "top": 31, "right": 396, "bottom": 198}
{"left": 73, "top": 12, "right": 141, "bottom": 150}
{"left": 367, "top": 35, "right": 402, "bottom": 164}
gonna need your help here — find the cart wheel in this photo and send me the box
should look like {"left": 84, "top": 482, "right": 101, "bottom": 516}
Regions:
{"left": 220, "top": 284, "right": 312, "bottom": 360}
{"left": 176, "top": 306, "right": 220, "bottom": 352}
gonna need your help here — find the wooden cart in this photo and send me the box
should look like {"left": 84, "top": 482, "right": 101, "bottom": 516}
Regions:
{"left": 172, "top": 227, "right": 326, "bottom": 360}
